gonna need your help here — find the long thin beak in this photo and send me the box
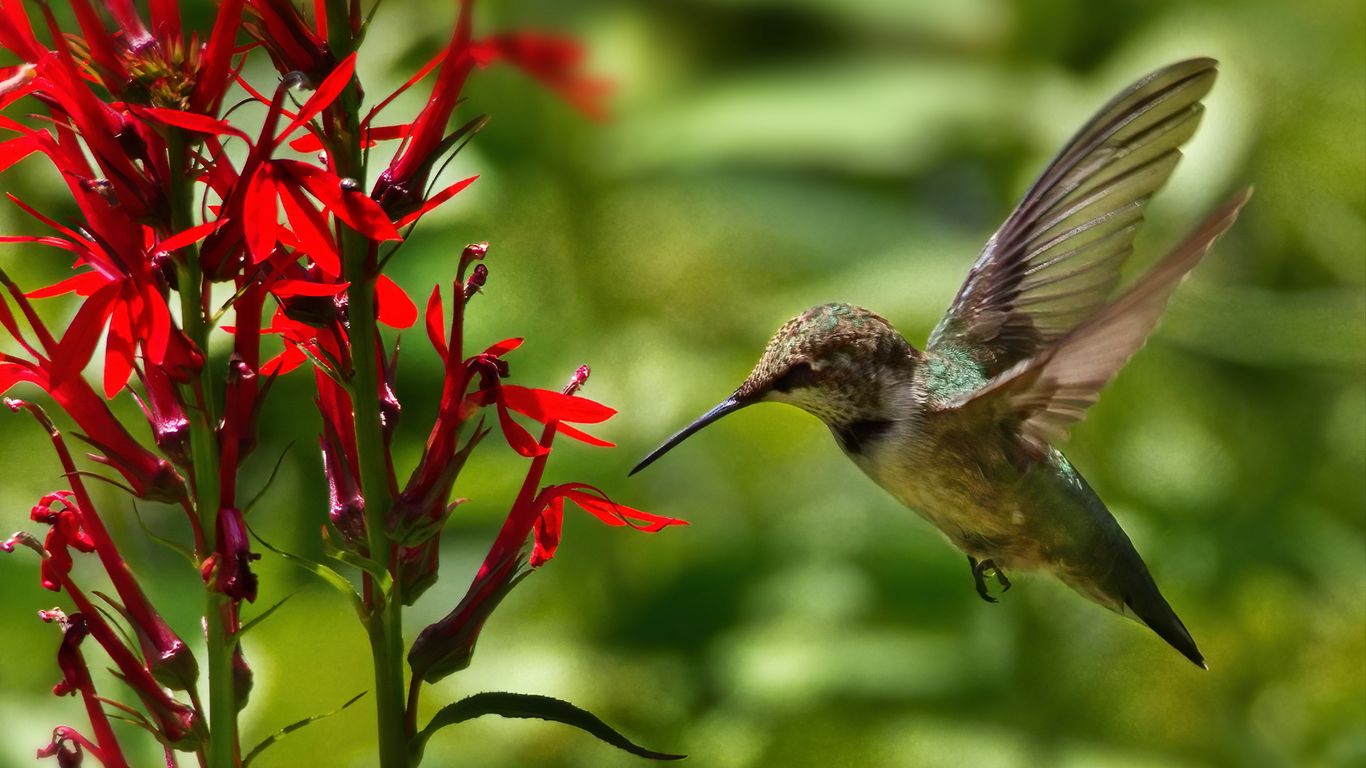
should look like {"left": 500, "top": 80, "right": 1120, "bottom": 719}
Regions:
{"left": 629, "top": 396, "right": 748, "bottom": 476}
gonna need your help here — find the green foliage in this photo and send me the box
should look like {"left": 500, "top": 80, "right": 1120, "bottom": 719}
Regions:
{"left": 412, "top": 692, "right": 685, "bottom": 762}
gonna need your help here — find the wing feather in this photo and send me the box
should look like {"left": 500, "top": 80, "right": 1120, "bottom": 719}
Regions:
{"left": 947, "top": 190, "right": 1252, "bottom": 456}
{"left": 928, "top": 58, "right": 1219, "bottom": 374}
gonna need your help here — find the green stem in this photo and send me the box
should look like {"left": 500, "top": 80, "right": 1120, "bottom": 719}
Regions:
{"left": 344, "top": 236, "right": 409, "bottom": 768}
{"left": 168, "top": 135, "right": 238, "bottom": 768}
{"left": 323, "top": 13, "right": 411, "bottom": 759}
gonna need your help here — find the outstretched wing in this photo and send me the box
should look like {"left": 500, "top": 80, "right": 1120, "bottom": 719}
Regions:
{"left": 946, "top": 190, "right": 1251, "bottom": 457}
{"left": 928, "top": 58, "right": 1218, "bottom": 375}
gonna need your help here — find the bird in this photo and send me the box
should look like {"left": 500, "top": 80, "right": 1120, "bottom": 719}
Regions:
{"left": 630, "top": 57, "right": 1253, "bottom": 669}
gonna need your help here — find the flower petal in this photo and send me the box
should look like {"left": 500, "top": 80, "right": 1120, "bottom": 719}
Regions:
{"left": 277, "top": 53, "right": 357, "bottom": 142}
{"left": 554, "top": 423, "right": 614, "bottom": 448}
{"left": 104, "top": 304, "right": 135, "bottom": 397}
{"left": 500, "top": 385, "right": 615, "bottom": 424}
{"left": 562, "top": 487, "right": 686, "bottom": 532}
{"left": 425, "top": 285, "right": 446, "bottom": 356}
{"left": 483, "top": 337, "right": 523, "bottom": 357}
{"left": 277, "top": 183, "right": 340, "bottom": 276}
{"left": 157, "top": 219, "right": 225, "bottom": 253}
{"left": 375, "top": 274, "right": 417, "bottom": 329}
{"left": 25, "top": 270, "right": 107, "bottom": 299}
{"left": 279, "top": 160, "right": 402, "bottom": 242}
{"left": 243, "top": 165, "right": 279, "bottom": 263}
{"left": 395, "top": 175, "right": 478, "bottom": 228}
{"left": 271, "top": 279, "right": 349, "bottom": 298}
{"left": 136, "top": 107, "right": 251, "bottom": 141}
{"left": 496, "top": 398, "right": 547, "bottom": 457}
{"left": 50, "top": 283, "right": 117, "bottom": 384}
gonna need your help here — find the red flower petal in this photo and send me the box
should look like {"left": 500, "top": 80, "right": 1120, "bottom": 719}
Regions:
{"left": 0, "top": 234, "right": 79, "bottom": 254}
{"left": 395, "top": 175, "right": 478, "bottom": 228}
{"left": 0, "top": 132, "right": 43, "bottom": 173}
{"left": 260, "top": 345, "right": 306, "bottom": 377}
{"left": 499, "top": 385, "right": 615, "bottom": 424}
{"left": 140, "top": 280, "right": 172, "bottom": 365}
{"left": 148, "top": 0, "right": 181, "bottom": 46}
{"left": 50, "top": 283, "right": 117, "bottom": 384}
{"left": 243, "top": 165, "right": 279, "bottom": 263}
{"left": 271, "top": 279, "right": 349, "bottom": 298}
{"left": 277, "top": 183, "right": 340, "bottom": 276}
{"left": 25, "top": 270, "right": 107, "bottom": 299}
{"left": 530, "top": 496, "right": 564, "bottom": 567}
{"left": 472, "top": 33, "right": 609, "bottom": 120}
{"left": 157, "top": 219, "right": 225, "bottom": 253}
{"left": 375, "top": 274, "right": 417, "bottom": 329}
{"left": 483, "top": 337, "right": 523, "bottom": 357}
{"left": 190, "top": 0, "right": 246, "bottom": 114}
{"left": 279, "top": 160, "right": 402, "bottom": 242}
{"left": 289, "top": 123, "right": 408, "bottom": 153}
{"left": 103, "top": 305, "right": 135, "bottom": 398}
{"left": 136, "top": 107, "right": 251, "bottom": 141}
{"left": 496, "top": 398, "right": 548, "bottom": 457}
{"left": 554, "top": 423, "right": 614, "bottom": 448}
{"left": 425, "top": 286, "right": 446, "bottom": 356}
{"left": 562, "top": 487, "right": 685, "bottom": 531}
{"left": 277, "top": 53, "right": 357, "bottom": 143}
{"left": 364, "top": 49, "right": 446, "bottom": 128}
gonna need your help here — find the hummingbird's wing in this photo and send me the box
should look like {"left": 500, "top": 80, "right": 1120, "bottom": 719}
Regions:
{"left": 927, "top": 58, "right": 1218, "bottom": 375}
{"left": 945, "top": 190, "right": 1250, "bottom": 457}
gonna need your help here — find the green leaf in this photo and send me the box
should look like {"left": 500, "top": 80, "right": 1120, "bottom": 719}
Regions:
{"left": 237, "top": 592, "right": 296, "bottom": 637}
{"left": 243, "top": 691, "right": 366, "bottom": 766}
{"left": 243, "top": 441, "right": 295, "bottom": 517}
{"left": 131, "top": 501, "right": 197, "bottom": 566}
{"left": 412, "top": 691, "right": 685, "bottom": 763}
{"left": 248, "top": 525, "right": 366, "bottom": 621}
{"left": 321, "top": 525, "right": 388, "bottom": 585}
{"left": 90, "top": 593, "right": 144, "bottom": 663}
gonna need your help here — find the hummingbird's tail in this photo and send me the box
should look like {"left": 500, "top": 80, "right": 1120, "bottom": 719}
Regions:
{"left": 1110, "top": 548, "right": 1207, "bottom": 669}
{"left": 1054, "top": 469, "right": 1207, "bottom": 668}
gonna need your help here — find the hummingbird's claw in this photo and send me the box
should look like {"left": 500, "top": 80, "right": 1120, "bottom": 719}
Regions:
{"left": 969, "top": 556, "right": 1010, "bottom": 603}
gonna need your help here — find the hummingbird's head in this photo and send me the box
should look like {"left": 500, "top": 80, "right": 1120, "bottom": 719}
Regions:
{"left": 631, "top": 303, "right": 914, "bottom": 475}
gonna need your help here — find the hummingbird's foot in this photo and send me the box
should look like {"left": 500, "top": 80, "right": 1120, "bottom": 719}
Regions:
{"left": 968, "top": 556, "right": 1010, "bottom": 603}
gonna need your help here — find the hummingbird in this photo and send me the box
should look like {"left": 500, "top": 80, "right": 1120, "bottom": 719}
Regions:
{"left": 631, "top": 57, "right": 1252, "bottom": 669}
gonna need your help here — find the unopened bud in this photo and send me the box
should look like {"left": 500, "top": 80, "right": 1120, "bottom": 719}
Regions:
{"left": 462, "top": 263, "right": 487, "bottom": 302}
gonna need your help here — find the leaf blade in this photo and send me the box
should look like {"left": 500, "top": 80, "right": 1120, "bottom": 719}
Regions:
{"left": 242, "top": 692, "right": 366, "bottom": 766}
{"left": 413, "top": 691, "right": 684, "bottom": 762}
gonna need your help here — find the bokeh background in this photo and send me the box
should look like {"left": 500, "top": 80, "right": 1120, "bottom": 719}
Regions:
{"left": 1, "top": 0, "right": 1363, "bottom": 766}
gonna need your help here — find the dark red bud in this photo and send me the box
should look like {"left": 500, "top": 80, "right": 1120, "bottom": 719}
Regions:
{"left": 462, "top": 263, "right": 487, "bottom": 303}
{"left": 213, "top": 507, "right": 259, "bottom": 602}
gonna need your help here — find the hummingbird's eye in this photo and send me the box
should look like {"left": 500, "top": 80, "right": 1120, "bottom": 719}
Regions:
{"left": 771, "top": 361, "right": 815, "bottom": 393}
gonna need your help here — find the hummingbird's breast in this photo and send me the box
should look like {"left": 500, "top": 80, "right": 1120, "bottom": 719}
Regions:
{"left": 844, "top": 399, "right": 1106, "bottom": 574}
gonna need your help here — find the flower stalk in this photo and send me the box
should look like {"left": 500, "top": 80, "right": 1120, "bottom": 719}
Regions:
{"left": 169, "top": 128, "right": 240, "bottom": 768}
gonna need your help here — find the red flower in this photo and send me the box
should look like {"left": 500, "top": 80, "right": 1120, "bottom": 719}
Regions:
{"left": 528, "top": 483, "right": 684, "bottom": 567}
{"left": 245, "top": 0, "right": 332, "bottom": 83}
{"left": 6, "top": 509, "right": 201, "bottom": 747}
{"left": 0, "top": 281, "right": 187, "bottom": 502}
{"left": 7, "top": 400, "right": 199, "bottom": 690}
{"left": 38, "top": 610, "right": 130, "bottom": 768}
{"left": 409, "top": 366, "right": 684, "bottom": 683}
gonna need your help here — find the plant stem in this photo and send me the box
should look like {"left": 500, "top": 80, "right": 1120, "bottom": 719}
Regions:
{"left": 344, "top": 232, "right": 410, "bottom": 767}
{"left": 323, "top": 13, "right": 411, "bottom": 759}
{"left": 168, "top": 134, "right": 238, "bottom": 768}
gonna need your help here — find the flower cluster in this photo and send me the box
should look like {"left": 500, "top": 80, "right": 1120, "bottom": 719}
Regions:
{"left": 0, "top": 1, "right": 680, "bottom": 765}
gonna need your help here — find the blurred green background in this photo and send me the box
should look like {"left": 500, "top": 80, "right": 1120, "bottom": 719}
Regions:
{"left": 1, "top": 0, "right": 1363, "bottom": 766}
